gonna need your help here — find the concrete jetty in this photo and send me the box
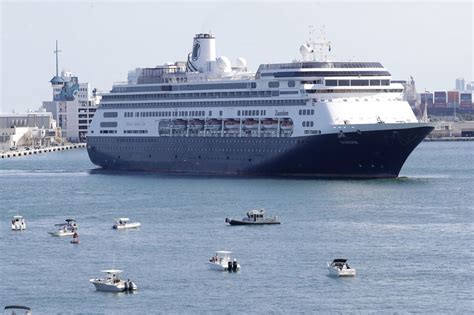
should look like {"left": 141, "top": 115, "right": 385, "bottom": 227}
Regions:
{"left": 0, "top": 143, "right": 86, "bottom": 159}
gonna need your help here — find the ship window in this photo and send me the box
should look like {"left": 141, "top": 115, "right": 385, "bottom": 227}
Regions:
{"left": 209, "top": 111, "right": 212, "bottom": 116}
{"left": 103, "top": 112, "right": 118, "bottom": 118}
{"left": 351, "top": 80, "right": 369, "bottom": 86}
{"left": 237, "top": 110, "right": 240, "bottom": 116}
{"left": 370, "top": 80, "right": 381, "bottom": 86}
{"left": 339, "top": 80, "right": 350, "bottom": 86}
{"left": 268, "top": 81, "right": 280, "bottom": 88}
{"left": 288, "top": 80, "right": 295, "bottom": 87}
{"left": 382, "top": 80, "right": 390, "bottom": 86}
{"left": 326, "top": 80, "right": 337, "bottom": 86}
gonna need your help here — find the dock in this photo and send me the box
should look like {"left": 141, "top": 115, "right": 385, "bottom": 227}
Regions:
{"left": 0, "top": 143, "right": 86, "bottom": 159}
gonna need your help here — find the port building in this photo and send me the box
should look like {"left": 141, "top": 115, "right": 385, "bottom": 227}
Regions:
{"left": 0, "top": 110, "right": 59, "bottom": 151}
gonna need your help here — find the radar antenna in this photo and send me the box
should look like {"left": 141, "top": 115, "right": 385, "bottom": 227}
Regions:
{"left": 300, "top": 25, "right": 332, "bottom": 62}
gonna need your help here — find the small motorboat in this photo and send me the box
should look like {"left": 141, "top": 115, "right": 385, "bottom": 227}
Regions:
{"left": 11, "top": 215, "right": 26, "bottom": 231}
{"left": 90, "top": 269, "right": 137, "bottom": 292}
{"left": 4, "top": 305, "right": 32, "bottom": 315}
{"left": 225, "top": 209, "right": 280, "bottom": 225}
{"left": 208, "top": 250, "right": 241, "bottom": 272}
{"left": 71, "top": 232, "right": 80, "bottom": 244}
{"left": 112, "top": 218, "right": 141, "bottom": 230}
{"left": 48, "top": 218, "right": 78, "bottom": 237}
{"left": 327, "top": 259, "right": 356, "bottom": 277}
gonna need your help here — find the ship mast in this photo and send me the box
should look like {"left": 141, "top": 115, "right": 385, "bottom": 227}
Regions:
{"left": 300, "top": 25, "right": 332, "bottom": 62}
{"left": 54, "top": 40, "right": 61, "bottom": 77}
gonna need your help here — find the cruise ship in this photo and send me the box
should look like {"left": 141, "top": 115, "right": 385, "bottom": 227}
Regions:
{"left": 87, "top": 32, "right": 433, "bottom": 178}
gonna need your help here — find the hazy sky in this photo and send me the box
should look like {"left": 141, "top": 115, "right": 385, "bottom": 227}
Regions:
{"left": 1, "top": 0, "right": 472, "bottom": 113}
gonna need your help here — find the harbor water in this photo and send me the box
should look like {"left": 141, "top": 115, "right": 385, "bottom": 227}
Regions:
{"left": 0, "top": 141, "right": 473, "bottom": 313}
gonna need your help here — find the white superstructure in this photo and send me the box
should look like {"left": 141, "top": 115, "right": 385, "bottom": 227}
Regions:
{"left": 92, "top": 33, "right": 419, "bottom": 139}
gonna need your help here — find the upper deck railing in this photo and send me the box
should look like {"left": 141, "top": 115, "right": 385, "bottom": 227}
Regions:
{"left": 257, "top": 62, "right": 384, "bottom": 72}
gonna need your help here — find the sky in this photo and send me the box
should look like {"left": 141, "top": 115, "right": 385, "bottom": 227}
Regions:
{"left": 0, "top": 0, "right": 472, "bottom": 113}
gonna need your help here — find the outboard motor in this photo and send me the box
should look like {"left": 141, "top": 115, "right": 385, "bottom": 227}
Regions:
{"left": 227, "top": 261, "right": 233, "bottom": 272}
{"left": 225, "top": 218, "right": 230, "bottom": 223}
{"left": 124, "top": 281, "right": 129, "bottom": 291}
{"left": 232, "top": 260, "right": 238, "bottom": 272}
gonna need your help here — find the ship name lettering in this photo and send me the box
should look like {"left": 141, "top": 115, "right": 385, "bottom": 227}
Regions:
{"left": 275, "top": 110, "right": 289, "bottom": 116}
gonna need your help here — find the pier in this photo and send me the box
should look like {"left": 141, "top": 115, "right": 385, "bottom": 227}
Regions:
{"left": 0, "top": 143, "right": 86, "bottom": 159}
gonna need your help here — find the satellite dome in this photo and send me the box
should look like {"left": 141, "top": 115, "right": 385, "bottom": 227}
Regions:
{"left": 299, "top": 43, "right": 313, "bottom": 57}
{"left": 216, "top": 56, "right": 232, "bottom": 73}
{"left": 235, "top": 57, "right": 247, "bottom": 69}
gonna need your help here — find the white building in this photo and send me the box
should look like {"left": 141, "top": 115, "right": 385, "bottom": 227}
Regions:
{"left": 0, "top": 110, "right": 59, "bottom": 151}
{"left": 42, "top": 70, "right": 101, "bottom": 142}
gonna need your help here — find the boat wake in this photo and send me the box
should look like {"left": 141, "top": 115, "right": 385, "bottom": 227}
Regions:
{"left": 0, "top": 169, "right": 90, "bottom": 177}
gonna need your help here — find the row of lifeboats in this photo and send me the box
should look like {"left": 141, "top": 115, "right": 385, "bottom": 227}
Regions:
{"left": 160, "top": 118, "right": 293, "bottom": 131}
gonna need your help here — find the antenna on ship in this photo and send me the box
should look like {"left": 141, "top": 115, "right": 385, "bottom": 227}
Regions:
{"left": 300, "top": 25, "right": 332, "bottom": 62}
{"left": 54, "top": 40, "right": 61, "bottom": 77}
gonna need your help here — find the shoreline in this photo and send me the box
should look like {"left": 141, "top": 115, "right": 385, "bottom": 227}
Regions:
{"left": 424, "top": 137, "right": 474, "bottom": 142}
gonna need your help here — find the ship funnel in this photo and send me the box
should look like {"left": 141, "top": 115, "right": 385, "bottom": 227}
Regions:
{"left": 187, "top": 33, "right": 216, "bottom": 72}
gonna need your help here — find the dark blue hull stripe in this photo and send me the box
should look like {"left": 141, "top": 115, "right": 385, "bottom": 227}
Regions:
{"left": 86, "top": 126, "right": 433, "bottom": 178}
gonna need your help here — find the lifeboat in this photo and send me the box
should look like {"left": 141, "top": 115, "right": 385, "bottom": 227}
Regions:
{"left": 188, "top": 119, "right": 204, "bottom": 130}
{"left": 204, "top": 119, "right": 222, "bottom": 130}
{"left": 224, "top": 119, "right": 240, "bottom": 130}
{"left": 280, "top": 119, "right": 293, "bottom": 130}
{"left": 261, "top": 119, "right": 279, "bottom": 129}
{"left": 170, "top": 119, "right": 187, "bottom": 130}
{"left": 243, "top": 119, "right": 259, "bottom": 129}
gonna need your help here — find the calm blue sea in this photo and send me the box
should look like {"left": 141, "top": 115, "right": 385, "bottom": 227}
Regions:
{"left": 0, "top": 141, "right": 473, "bottom": 314}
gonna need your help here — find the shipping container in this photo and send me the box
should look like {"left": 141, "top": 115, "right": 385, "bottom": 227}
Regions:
{"left": 460, "top": 93, "right": 473, "bottom": 108}
{"left": 420, "top": 92, "right": 434, "bottom": 107}
{"left": 447, "top": 91, "right": 459, "bottom": 104}
{"left": 434, "top": 91, "right": 447, "bottom": 107}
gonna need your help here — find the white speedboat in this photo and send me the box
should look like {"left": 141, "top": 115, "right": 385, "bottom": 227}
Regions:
{"left": 48, "top": 219, "right": 78, "bottom": 237}
{"left": 4, "top": 305, "right": 32, "bottom": 315}
{"left": 90, "top": 269, "right": 137, "bottom": 292}
{"left": 327, "top": 259, "right": 356, "bottom": 277}
{"left": 208, "top": 250, "right": 241, "bottom": 272}
{"left": 11, "top": 215, "right": 26, "bottom": 231}
{"left": 225, "top": 209, "right": 280, "bottom": 225}
{"left": 112, "top": 218, "right": 141, "bottom": 230}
